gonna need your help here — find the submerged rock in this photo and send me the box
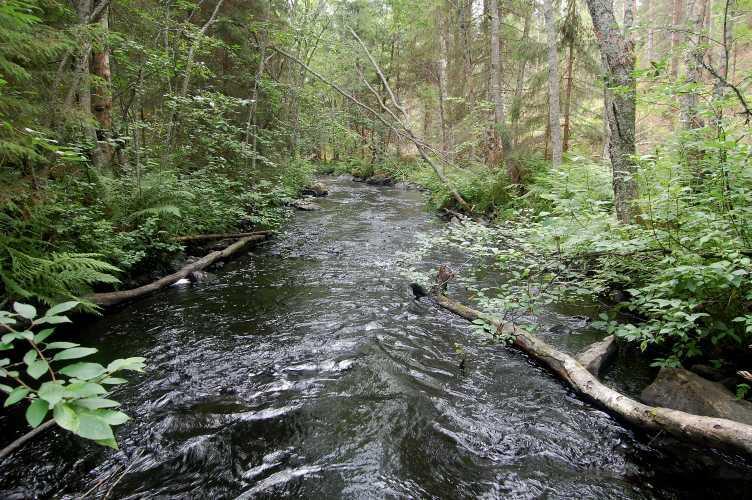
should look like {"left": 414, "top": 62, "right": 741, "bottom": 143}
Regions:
{"left": 365, "top": 174, "right": 393, "bottom": 186}
{"left": 302, "top": 182, "right": 328, "bottom": 197}
{"left": 292, "top": 200, "right": 321, "bottom": 211}
{"left": 189, "top": 270, "right": 215, "bottom": 283}
{"left": 640, "top": 367, "right": 752, "bottom": 425}
{"left": 576, "top": 335, "right": 617, "bottom": 376}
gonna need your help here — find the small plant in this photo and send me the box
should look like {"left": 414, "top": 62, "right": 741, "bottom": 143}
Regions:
{"left": 0, "top": 301, "right": 145, "bottom": 449}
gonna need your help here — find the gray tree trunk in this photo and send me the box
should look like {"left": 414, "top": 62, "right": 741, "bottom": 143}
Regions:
{"left": 437, "top": 9, "right": 451, "bottom": 156}
{"left": 488, "top": 0, "right": 519, "bottom": 183}
{"left": 584, "top": 0, "right": 638, "bottom": 223}
{"left": 543, "top": 0, "right": 563, "bottom": 167}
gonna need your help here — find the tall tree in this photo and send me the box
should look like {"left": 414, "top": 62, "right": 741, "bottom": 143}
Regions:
{"left": 487, "top": 0, "right": 520, "bottom": 184}
{"left": 543, "top": 0, "right": 563, "bottom": 166}
{"left": 584, "top": 0, "right": 638, "bottom": 223}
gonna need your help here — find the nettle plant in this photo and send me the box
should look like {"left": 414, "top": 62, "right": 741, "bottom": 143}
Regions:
{"left": 0, "top": 301, "right": 145, "bottom": 449}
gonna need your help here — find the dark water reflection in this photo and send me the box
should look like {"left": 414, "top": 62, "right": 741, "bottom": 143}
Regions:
{"left": 2, "top": 177, "right": 752, "bottom": 499}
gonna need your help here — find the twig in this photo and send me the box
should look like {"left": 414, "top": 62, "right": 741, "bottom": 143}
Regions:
{"left": 0, "top": 420, "right": 55, "bottom": 462}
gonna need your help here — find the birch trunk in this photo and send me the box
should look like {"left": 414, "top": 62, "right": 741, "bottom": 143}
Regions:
{"left": 437, "top": 10, "right": 451, "bottom": 156}
{"left": 584, "top": 0, "right": 638, "bottom": 223}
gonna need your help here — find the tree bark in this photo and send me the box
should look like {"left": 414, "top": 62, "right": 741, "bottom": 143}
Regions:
{"left": 90, "top": 2, "right": 114, "bottom": 169}
{"left": 543, "top": 0, "right": 563, "bottom": 167}
{"left": 562, "top": 35, "right": 575, "bottom": 153}
{"left": 425, "top": 280, "right": 752, "bottom": 456}
{"left": 670, "top": 0, "right": 684, "bottom": 79}
{"left": 436, "top": 9, "right": 451, "bottom": 157}
{"left": 487, "top": 0, "right": 520, "bottom": 184}
{"left": 584, "top": 0, "right": 638, "bottom": 223}
{"left": 681, "top": 0, "right": 709, "bottom": 132}
{"left": 87, "top": 233, "right": 268, "bottom": 306}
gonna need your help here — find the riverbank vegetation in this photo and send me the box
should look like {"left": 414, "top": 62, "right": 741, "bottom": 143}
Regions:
{"left": 1, "top": 0, "right": 752, "bottom": 448}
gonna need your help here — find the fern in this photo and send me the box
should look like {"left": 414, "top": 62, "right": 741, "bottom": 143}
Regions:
{"left": 0, "top": 241, "right": 120, "bottom": 308}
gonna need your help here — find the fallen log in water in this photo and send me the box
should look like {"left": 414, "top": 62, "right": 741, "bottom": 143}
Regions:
{"left": 420, "top": 268, "right": 752, "bottom": 456}
{"left": 87, "top": 233, "right": 269, "bottom": 307}
{"left": 173, "top": 230, "right": 272, "bottom": 243}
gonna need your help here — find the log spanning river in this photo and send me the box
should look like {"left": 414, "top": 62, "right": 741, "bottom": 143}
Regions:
{"left": 1, "top": 177, "right": 751, "bottom": 498}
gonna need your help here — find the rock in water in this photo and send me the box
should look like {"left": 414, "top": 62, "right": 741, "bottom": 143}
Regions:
{"left": 302, "top": 182, "right": 328, "bottom": 197}
{"left": 576, "top": 335, "right": 617, "bottom": 376}
{"left": 365, "top": 174, "right": 393, "bottom": 186}
{"left": 292, "top": 200, "right": 321, "bottom": 211}
{"left": 189, "top": 270, "right": 215, "bottom": 283}
{"left": 641, "top": 367, "right": 752, "bottom": 426}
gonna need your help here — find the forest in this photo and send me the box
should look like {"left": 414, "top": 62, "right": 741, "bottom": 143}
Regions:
{"left": 1, "top": 0, "right": 752, "bottom": 497}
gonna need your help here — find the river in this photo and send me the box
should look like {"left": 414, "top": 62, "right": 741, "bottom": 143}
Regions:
{"left": 1, "top": 176, "right": 751, "bottom": 499}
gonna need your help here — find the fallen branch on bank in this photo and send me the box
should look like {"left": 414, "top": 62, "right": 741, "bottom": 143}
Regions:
{"left": 420, "top": 266, "right": 752, "bottom": 455}
{"left": 87, "top": 233, "right": 269, "bottom": 307}
{"left": 173, "top": 230, "right": 272, "bottom": 243}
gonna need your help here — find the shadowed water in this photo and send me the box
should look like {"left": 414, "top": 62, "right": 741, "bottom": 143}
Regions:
{"left": 2, "top": 177, "right": 751, "bottom": 499}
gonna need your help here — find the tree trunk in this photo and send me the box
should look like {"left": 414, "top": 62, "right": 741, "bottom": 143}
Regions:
{"left": 437, "top": 9, "right": 451, "bottom": 156}
{"left": 563, "top": 37, "right": 575, "bottom": 152}
{"left": 670, "top": 0, "right": 683, "bottom": 79}
{"left": 487, "top": 0, "right": 519, "bottom": 184}
{"left": 90, "top": 3, "right": 114, "bottom": 170}
{"left": 584, "top": 0, "right": 638, "bottom": 223}
{"left": 245, "top": 35, "right": 267, "bottom": 169}
{"left": 543, "top": 0, "right": 563, "bottom": 167}
{"left": 512, "top": 10, "right": 531, "bottom": 147}
{"left": 681, "top": 0, "right": 709, "bottom": 132}
{"left": 88, "top": 233, "right": 269, "bottom": 306}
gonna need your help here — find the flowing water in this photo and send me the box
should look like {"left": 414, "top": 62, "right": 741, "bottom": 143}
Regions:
{"left": 2, "top": 177, "right": 752, "bottom": 499}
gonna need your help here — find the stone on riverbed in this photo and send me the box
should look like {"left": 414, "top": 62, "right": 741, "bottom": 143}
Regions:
{"left": 365, "top": 174, "right": 393, "bottom": 186}
{"left": 292, "top": 199, "right": 321, "bottom": 211}
{"left": 302, "top": 182, "right": 328, "bottom": 197}
{"left": 640, "top": 367, "right": 752, "bottom": 425}
{"left": 576, "top": 335, "right": 617, "bottom": 376}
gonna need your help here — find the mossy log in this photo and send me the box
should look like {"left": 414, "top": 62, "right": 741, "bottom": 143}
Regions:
{"left": 88, "top": 233, "right": 269, "bottom": 307}
{"left": 425, "top": 267, "right": 752, "bottom": 456}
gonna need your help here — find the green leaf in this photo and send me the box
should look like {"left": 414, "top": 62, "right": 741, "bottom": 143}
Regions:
{"left": 93, "top": 409, "right": 129, "bottom": 426}
{"left": 53, "top": 347, "right": 98, "bottom": 362}
{"left": 26, "top": 399, "right": 49, "bottom": 427}
{"left": 34, "top": 328, "right": 55, "bottom": 343}
{"left": 53, "top": 403, "right": 79, "bottom": 432}
{"left": 95, "top": 437, "right": 119, "bottom": 449}
{"left": 23, "top": 350, "right": 37, "bottom": 365}
{"left": 45, "top": 342, "right": 80, "bottom": 350}
{"left": 65, "top": 382, "right": 107, "bottom": 398}
{"left": 38, "top": 381, "right": 67, "bottom": 407}
{"left": 0, "top": 384, "right": 12, "bottom": 393}
{"left": 107, "top": 357, "right": 146, "bottom": 373}
{"left": 36, "top": 316, "right": 72, "bottom": 325}
{"left": 101, "top": 377, "right": 127, "bottom": 385}
{"left": 27, "top": 359, "right": 49, "bottom": 379}
{"left": 59, "top": 362, "right": 106, "bottom": 380}
{"left": 13, "top": 302, "right": 36, "bottom": 320}
{"left": 75, "top": 398, "right": 120, "bottom": 409}
{"left": 4, "top": 387, "right": 30, "bottom": 407}
{"left": 46, "top": 301, "right": 79, "bottom": 316}
{"left": 76, "top": 414, "right": 114, "bottom": 441}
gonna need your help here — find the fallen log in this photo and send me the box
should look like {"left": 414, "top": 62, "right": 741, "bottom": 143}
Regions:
{"left": 173, "top": 230, "right": 271, "bottom": 243}
{"left": 421, "top": 268, "right": 752, "bottom": 455}
{"left": 87, "top": 233, "right": 269, "bottom": 307}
